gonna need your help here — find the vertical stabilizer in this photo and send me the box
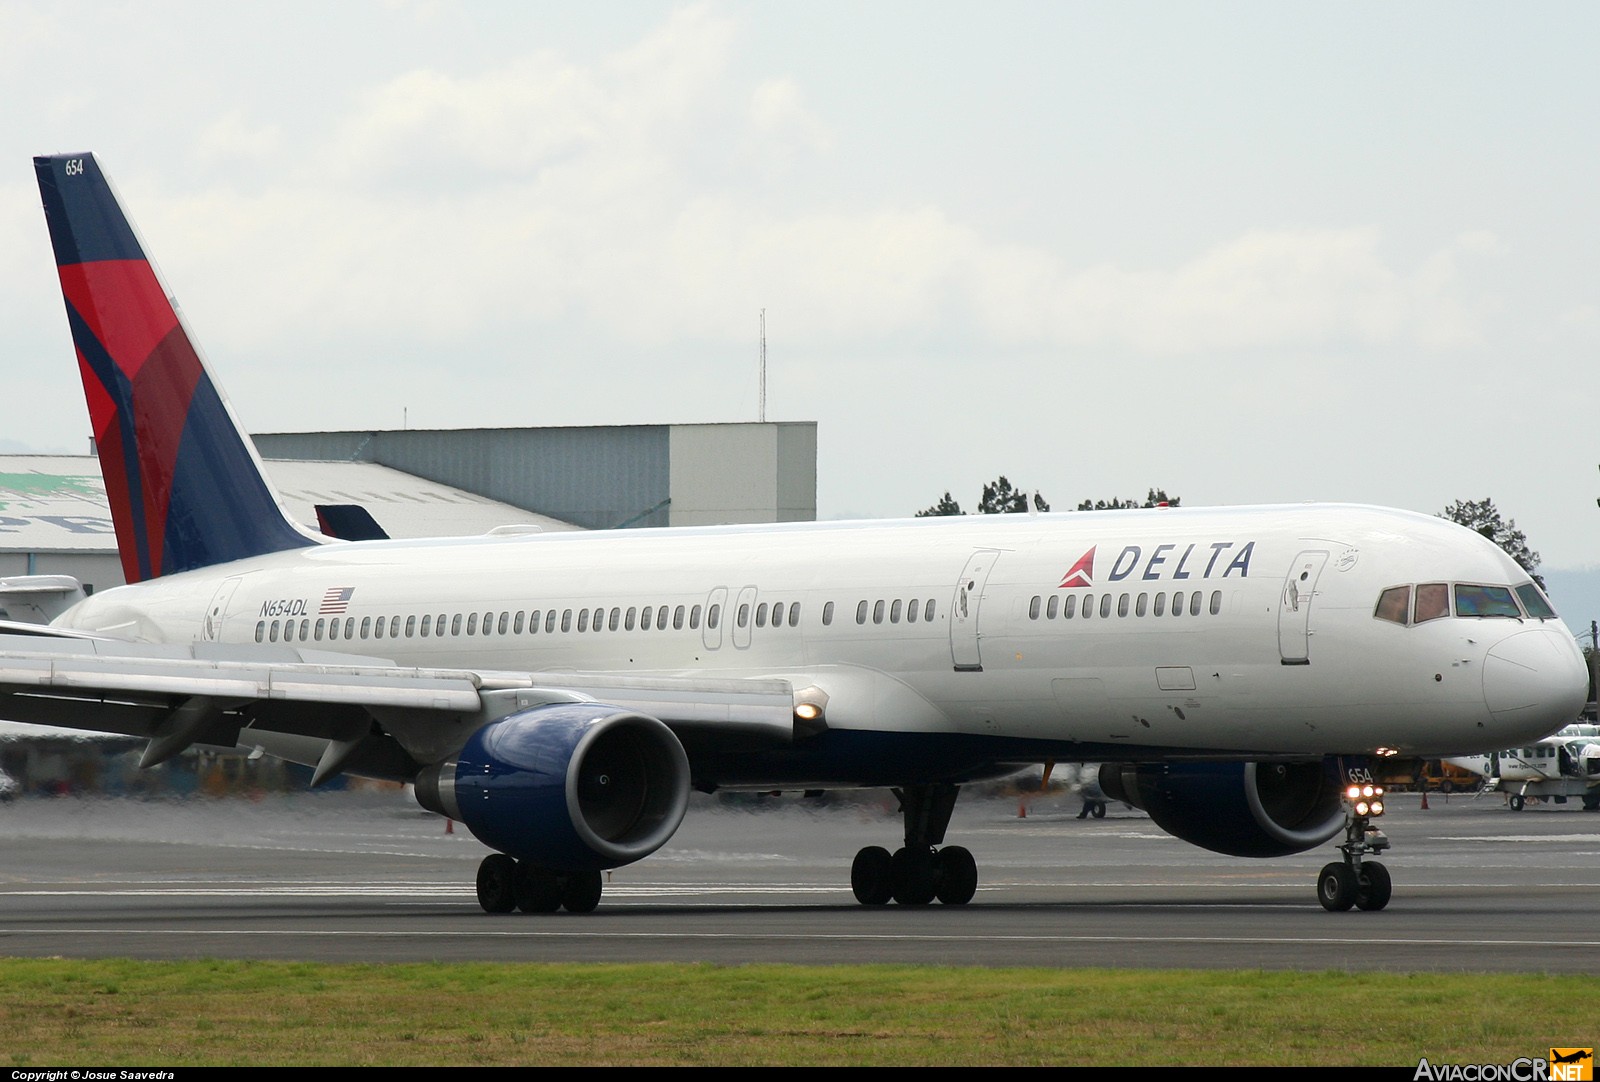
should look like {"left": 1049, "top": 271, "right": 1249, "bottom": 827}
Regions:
{"left": 34, "top": 153, "right": 318, "bottom": 582}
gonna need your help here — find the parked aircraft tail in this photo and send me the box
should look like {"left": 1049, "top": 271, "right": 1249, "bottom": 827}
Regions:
{"left": 34, "top": 153, "right": 318, "bottom": 583}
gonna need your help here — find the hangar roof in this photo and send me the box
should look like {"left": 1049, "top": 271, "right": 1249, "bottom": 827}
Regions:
{"left": 0, "top": 455, "right": 579, "bottom": 554}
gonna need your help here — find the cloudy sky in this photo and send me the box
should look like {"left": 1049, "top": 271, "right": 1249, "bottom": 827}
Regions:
{"left": 0, "top": 2, "right": 1594, "bottom": 581}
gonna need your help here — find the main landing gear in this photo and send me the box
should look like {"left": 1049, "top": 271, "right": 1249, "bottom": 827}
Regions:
{"left": 850, "top": 783, "right": 978, "bottom": 906}
{"left": 474, "top": 853, "right": 605, "bottom": 914}
{"left": 1317, "top": 782, "right": 1392, "bottom": 912}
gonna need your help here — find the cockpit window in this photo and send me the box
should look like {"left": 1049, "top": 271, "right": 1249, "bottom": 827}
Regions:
{"left": 1375, "top": 586, "right": 1410, "bottom": 625}
{"left": 1454, "top": 584, "right": 1521, "bottom": 618}
{"left": 1414, "top": 583, "right": 1450, "bottom": 623}
{"left": 1514, "top": 582, "right": 1557, "bottom": 620}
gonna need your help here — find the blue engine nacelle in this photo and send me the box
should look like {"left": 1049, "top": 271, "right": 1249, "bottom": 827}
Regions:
{"left": 1098, "top": 760, "right": 1344, "bottom": 857}
{"left": 414, "top": 702, "right": 691, "bottom": 872}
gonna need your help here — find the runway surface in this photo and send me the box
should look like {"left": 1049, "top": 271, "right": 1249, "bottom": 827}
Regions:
{"left": 0, "top": 788, "right": 1595, "bottom": 970}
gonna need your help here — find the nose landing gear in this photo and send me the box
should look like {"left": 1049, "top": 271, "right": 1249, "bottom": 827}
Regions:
{"left": 1318, "top": 782, "right": 1391, "bottom": 912}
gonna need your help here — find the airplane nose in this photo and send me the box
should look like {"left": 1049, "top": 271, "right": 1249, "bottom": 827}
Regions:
{"left": 1482, "top": 628, "right": 1587, "bottom": 731}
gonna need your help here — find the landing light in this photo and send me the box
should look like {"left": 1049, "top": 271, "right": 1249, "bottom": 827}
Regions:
{"left": 1344, "top": 783, "right": 1385, "bottom": 818}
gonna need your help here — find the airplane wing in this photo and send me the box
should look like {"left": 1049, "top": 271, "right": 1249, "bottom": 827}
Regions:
{"left": 0, "top": 632, "right": 798, "bottom": 784}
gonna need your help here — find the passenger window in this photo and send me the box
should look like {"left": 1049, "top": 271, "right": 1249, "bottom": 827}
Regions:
{"left": 1209, "top": 591, "right": 1221, "bottom": 616}
{"left": 673, "top": 605, "right": 685, "bottom": 630}
{"left": 1172, "top": 591, "right": 1184, "bottom": 616}
{"left": 1153, "top": 592, "right": 1165, "bottom": 617}
{"left": 1099, "top": 594, "right": 1112, "bottom": 618}
{"left": 578, "top": 609, "right": 589, "bottom": 633}
{"left": 1374, "top": 586, "right": 1410, "bottom": 625}
{"left": 692, "top": 604, "right": 704, "bottom": 630}
{"left": 856, "top": 600, "right": 868, "bottom": 625}
{"left": 608, "top": 607, "right": 620, "bottom": 631}
{"left": 1117, "top": 594, "right": 1129, "bottom": 617}
{"left": 1029, "top": 596, "right": 1041, "bottom": 620}
{"left": 314, "top": 618, "right": 325, "bottom": 641}
{"left": 873, "top": 600, "right": 885, "bottom": 625}
{"left": 465, "top": 613, "right": 477, "bottom": 636}
{"left": 891, "top": 600, "right": 903, "bottom": 623}
{"left": 560, "top": 609, "right": 572, "bottom": 633}
{"left": 499, "top": 612, "right": 509, "bottom": 635}
{"left": 546, "top": 610, "right": 557, "bottom": 633}
{"left": 924, "top": 599, "right": 935, "bottom": 622}
{"left": 789, "top": 604, "right": 800, "bottom": 627}
{"left": 755, "top": 603, "right": 766, "bottom": 628}
{"left": 269, "top": 620, "right": 279, "bottom": 642}
{"left": 1189, "top": 592, "right": 1202, "bottom": 616}
{"left": 772, "top": 602, "right": 785, "bottom": 627}
{"left": 255, "top": 621, "right": 265, "bottom": 643}
{"left": 1083, "top": 593, "right": 1094, "bottom": 618}
{"left": 1064, "top": 595, "right": 1076, "bottom": 618}
{"left": 639, "top": 606, "right": 651, "bottom": 631}
{"left": 1135, "top": 594, "right": 1147, "bottom": 617}
{"left": 738, "top": 603, "right": 750, "bottom": 628}
{"left": 514, "top": 611, "right": 525, "bottom": 634}
{"left": 657, "top": 605, "right": 669, "bottom": 630}
{"left": 420, "top": 614, "right": 431, "bottom": 637}
{"left": 345, "top": 618, "right": 356, "bottom": 639}
{"left": 1454, "top": 584, "right": 1521, "bottom": 618}
{"left": 360, "top": 617, "right": 372, "bottom": 639}
{"left": 823, "top": 601, "right": 834, "bottom": 626}
{"left": 1414, "top": 583, "right": 1449, "bottom": 623}
{"left": 406, "top": 615, "right": 416, "bottom": 637}
{"left": 592, "top": 607, "right": 604, "bottom": 631}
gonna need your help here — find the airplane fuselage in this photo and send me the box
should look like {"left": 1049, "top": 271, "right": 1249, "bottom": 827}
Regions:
{"left": 53, "top": 503, "right": 1585, "bottom": 782}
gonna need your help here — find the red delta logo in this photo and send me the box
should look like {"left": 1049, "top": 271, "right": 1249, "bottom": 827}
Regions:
{"left": 1059, "top": 547, "right": 1095, "bottom": 588}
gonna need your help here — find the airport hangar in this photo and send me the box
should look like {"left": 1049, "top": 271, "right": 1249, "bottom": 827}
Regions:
{"left": 0, "top": 420, "right": 818, "bottom": 594}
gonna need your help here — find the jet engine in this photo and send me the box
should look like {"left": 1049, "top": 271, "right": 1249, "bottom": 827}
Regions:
{"left": 415, "top": 702, "right": 691, "bottom": 872}
{"left": 1098, "top": 760, "right": 1344, "bottom": 857}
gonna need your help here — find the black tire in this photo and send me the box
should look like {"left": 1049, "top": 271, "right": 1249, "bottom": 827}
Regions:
{"left": 475, "top": 854, "right": 518, "bottom": 914}
{"left": 850, "top": 846, "right": 894, "bottom": 906}
{"left": 1509, "top": 793, "right": 1525, "bottom": 811}
{"left": 1354, "top": 861, "right": 1392, "bottom": 911}
{"left": 515, "top": 863, "right": 563, "bottom": 913}
{"left": 1317, "top": 862, "right": 1356, "bottom": 912}
{"left": 1090, "top": 801, "right": 1107, "bottom": 819}
{"left": 890, "top": 846, "right": 937, "bottom": 906}
{"left": 561, "top": 869, "right": 604, "bottom": 914}
{"left": 1583, "top": 792, "right": 1599, "bottom": 812}
{"left": 934, "top": 845, "right": 978, "bottom": 905}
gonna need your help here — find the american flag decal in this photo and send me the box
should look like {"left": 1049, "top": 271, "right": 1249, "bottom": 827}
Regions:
{"left": 320, "top": 587, "right": 355, "bottom": 614}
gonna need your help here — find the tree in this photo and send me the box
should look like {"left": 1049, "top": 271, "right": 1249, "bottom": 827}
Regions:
{"left": 1075, "top": 488, "right": 1181, "bottom": 511}
{"left": 915, "top": 492, "right": 963, "bottom": 518}
{"left": 1439, "top": 498, "right": 1543, "bottom": 588}
{"left": 979, "top": 476, "right": 1033, "bottom": 514}
{"left": 917, "top": 476, "right": 1048, "bottom": 517}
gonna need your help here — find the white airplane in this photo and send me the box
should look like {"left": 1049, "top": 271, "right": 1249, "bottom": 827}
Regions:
{"left": 1445, "top": 724, "right": 1600, "bottom": 811}
{"left": 6, "top": 152, "right": 1586, "bottom": 915}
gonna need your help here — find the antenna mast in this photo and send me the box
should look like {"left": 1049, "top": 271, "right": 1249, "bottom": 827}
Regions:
{"left": 759, "top": 309, "right": 767, "bottom": 423}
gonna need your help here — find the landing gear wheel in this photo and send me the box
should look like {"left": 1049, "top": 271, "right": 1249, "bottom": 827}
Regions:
{"left": 1091, "top": 801, "right": 1107, "bottom": 819}
{"left": 1509, "top": 793, "right": 1526, "bottom": 811}
{"left": 1317, "top": 862, "right": 1357, "bottom": 912}
{"left": 934, "top": 845, "right": 978, "bottom": 905}
{"left": 475, "top": 854, "right": 517, "bottom": 914}
{"left": 561, "top": 869, "right": 604, "bottom": 913}
{"left": 515, "top": 863, "right": 563, "bottom": 913}
{"left": 891, "top": 847, "right": 938, "bottom": 906}
{"left": 1354, "top": 860, "right": 1392, "bottom": 911}
{"left": 1583, "top": 792, "right": 1600, "bottom": 812}
{"left": 851, "top": 846, "right": 894, "bottom": 906}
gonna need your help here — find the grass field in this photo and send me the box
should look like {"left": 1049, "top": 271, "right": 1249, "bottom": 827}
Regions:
{"left": 0, "top": 959, "right": 1592, "bottom": 1066}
